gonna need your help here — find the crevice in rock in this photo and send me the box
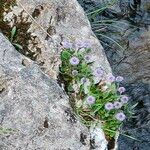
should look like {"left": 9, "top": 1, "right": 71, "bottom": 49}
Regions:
{"left": 43, "top": 118, "right": 49, "bottom": 128}
{"left": 32, "top": 5, "right": 44, "bottom": 18}
{"left": 80, "top": 133, "right": 87, "bottom": 145}
{"left": 0, "top": 1, "right": 42, "bottom": 61}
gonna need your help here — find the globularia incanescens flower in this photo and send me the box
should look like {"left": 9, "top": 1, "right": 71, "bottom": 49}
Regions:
{"left": 86, "top": 95, "right": 96, "bottom": 105}
{"left": 60, "top": 40, "right": 132, "bottom": 138}
{"left": 69, "top": 56, "right": 80, "bottom": 65}
{"left": 115, "top": 112, "right": 126, "bottom": 121}
{"left": 72, "top": 70, "right": 78, "bottom": 76}
{"left": 121, "top": 95, "right": 129, "bottom": 103}
{"left": 105, "top": 102, "right": 114, "bottom": 110}
{"left": 84, "top": 55, "right": 94, "bottom": 63}
{"left": 93, "top": 67, "right": 103, "bottom": 77}
{"left": 113, "top": 101, "right": 122, "bottom": 109}
{"left": 62, "top": 40, "right": 73, "bottom": 49}
{"left": 118, "top": 87, "right": 126, "bottom": 94}
{"left": 80, "top": 77, "right": 90, "bottom": 84}
{"left": 116, "top": 76, "right": 124, "bottom": 82}
{"left": 75, "top": 40, "right": 91, "bottom": 49}
{"left": 107, "top": 74, "right": 115, "bottom": 83}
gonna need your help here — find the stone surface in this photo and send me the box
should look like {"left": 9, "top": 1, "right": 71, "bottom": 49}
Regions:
{"left": 0, "top": 0, "right": 114, "bottom": 149}
{"left": 0, "top": 33, "right": 91, "bottom": 149}
{"left": 3, "top": 0, "right": 111, "bottom": 79}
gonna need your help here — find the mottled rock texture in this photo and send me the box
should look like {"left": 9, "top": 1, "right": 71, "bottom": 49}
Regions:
{"left": 0, "top": 33, "right": 90, "bottom": 149}
{"left": 0, "top": 0, "right": 113, "bottom": 149}
{"left": 2, "top": 0, "right": 111, "bottom": 79}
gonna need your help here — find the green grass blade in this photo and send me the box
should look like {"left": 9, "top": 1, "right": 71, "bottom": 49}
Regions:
{"left": 11, "top": 26, "right": 16, "bottom": 42}
{"left": 92, "top": 23, "right": 125, "bottom": 31}
{"left": 95, "top": 33, "right": 125, "bottom": 51}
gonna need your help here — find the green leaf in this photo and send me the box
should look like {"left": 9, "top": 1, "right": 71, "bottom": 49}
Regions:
{"left": 61, "top": 50, "right": 71, "bottom": 60}
{"left": 67, "top": 84, "right": 74, "bottom": 92}
{"left": 11, "top": 26, "right": 17, "bottom": 42}
{"left": 13, "top": 43, "right": 23, "bottom": 50}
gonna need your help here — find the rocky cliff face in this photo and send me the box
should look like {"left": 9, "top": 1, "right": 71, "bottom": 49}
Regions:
{"left": 0, "top": 0, "right": 112, "bottom": 149}
{"left": 0, "top": 33, "right": 91, "bottom": 150}
{"left": 78, "top": 0, "right": 150, "bottom": 149}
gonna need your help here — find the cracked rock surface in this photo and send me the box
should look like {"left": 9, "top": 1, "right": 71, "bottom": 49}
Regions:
{"left": 0, "top": 33, "right": 90, "bottom": 149}
{"left": 3, "top": 0, "right": 111, "bottom": 79}
{"left": 0, "top": 0, "right": 113, "bottom": 149}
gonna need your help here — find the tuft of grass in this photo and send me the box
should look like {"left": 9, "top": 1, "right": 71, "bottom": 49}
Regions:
{"left": 87, "top": 0, "right": 118, "bottom": 16}
{"left": 95, "top": 33, "right": 125, "bottom": 51}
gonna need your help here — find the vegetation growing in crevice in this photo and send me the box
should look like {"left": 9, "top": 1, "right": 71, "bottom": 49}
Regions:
{"left": 0, "top": 0, "right": 16, "bottom": 37}
{"left": 0, "top": 0, "right": 41, "bottom": 61}
{"left": 59, "top": 40, "right": 131, "bottom": 141}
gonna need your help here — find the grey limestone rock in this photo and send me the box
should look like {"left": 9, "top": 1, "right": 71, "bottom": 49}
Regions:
{"left": 0, "top": 33, "right": 90, "bottom": 150}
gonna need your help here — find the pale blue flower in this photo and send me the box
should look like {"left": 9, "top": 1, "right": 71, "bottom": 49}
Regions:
{"left": 69, "top": 57, "right": 80, "bottom": 65}
{"left": 72, "top": 70, "right": 78, "bottom": 76}
{"left": 115, "top": 112, "right": 126, "bottom": 121}
{"left": 107, "top": 74, "right": 115, "bottom": 83}
{"left": 80, "top": 77, "right": 89, "bottom": 84}
{"left": 93, "top": 68, "right": 103, "bottom": 77}
{"left": 105, "top": 102, "right": 114, "bottom": 110}
{"left": 114, "top": 101, "right": 122, "bottom": 109}
{"left": 62, "top": 40, "right": 73, "bottom": 49}
{"left": 118, "top": 87, "right": 126, "bottom": 94}
{"left": 75, "top": 40, "right": 91, "bottom": 49}
{"left": 116, "top": 76, "right": 124, "bottom": 82}
{"left": 121, "top": 96, "right": 129, "bottom": 103}
{"left": 86, "top": 96, "right": 96, "bottom": 105}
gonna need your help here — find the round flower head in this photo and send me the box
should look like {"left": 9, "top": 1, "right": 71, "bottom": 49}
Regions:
{"left": 107, "top": 74, "right": 115, "bottom": 83}
{"left": 69, "top": 57, "right": 80, "bottom": 65}
{"left": 62, "top": 40, "right": 73, "bottom": 49}
{"left": 116, "top": 76, "right": 124, "bottom": 82}
{"left": 105, "top": 102, "right": 114, "bottom": 110}
{"left": 75, "top": 40, "right": 91, "bottom": 49}
{"left": 118, "top": 87, "right": 126, "bottom": 94}
{"left": 115, "top": 112, "right": 126, "bottom": 121}
{"left": 114, "top": 101, "right": 122, "bottom": 109}
{"left": 80, "top": 78, "right": 90, "bottom": 85}
{"left": 121, "top": 96, "right": 129, "bottom": 103}
{"left": 84, "top": 55, "right": 92, "bottom": 63}
{"left": 72, "top": 70, "right": 78, "bottom": 76}
{"left": 82, "top": 41, "right": 91, "bottom": 48}
{"left": 86, "top": 95, "right": 96, "bottom": 105}
{"left": 93, "top": 68, "right": 103, "bottom": 77}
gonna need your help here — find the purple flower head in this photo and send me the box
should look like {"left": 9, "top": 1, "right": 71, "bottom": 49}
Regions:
{"left": 121, "top": 96, "right": 129, "bottom": 104}
{"left": 62, "top": 40, "right": 73, "bottom": 49}
{"left": 75, "top": 40, "right": 91, "bottom": 49}
{"left": 114, "top": 101, "right": 122, "bottom": 109}
{"left": 115, "top": 112, "right": 126, "bottom": 121}
{"left": 80, "top": 77, "right": 89, "bottom": 84}
{"left": 116, "top": 76, "right": 124, "bottom": 82}
{"left": 105, "top": 102, "right": 114, "bottom": 110}
{"left": 93, "top": 68, "right": 103, "bottom": 77}
{"left": 84, "top": 55, "right": 92, "bottom": 63}
{"left": 86, "top": 95, "right": 96, "bottom": 105}
{"left": 107, "top": 74, "right": 115, "bottom": 83}
{"left": 118, "top": 87, "right": 126, "bottom": 94}
{"left": 72, "top": 70, "right": 78, "bottom": 76}
{"left": 69, "top": 56, "right": 80, "bottom": 65}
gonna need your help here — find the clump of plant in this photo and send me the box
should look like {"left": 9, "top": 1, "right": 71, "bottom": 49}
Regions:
{"left": 10, "top": 26, "right": 23, "bottom": 50}
{"left": 60, "top": 40, "right": 129, "bottom": 139}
